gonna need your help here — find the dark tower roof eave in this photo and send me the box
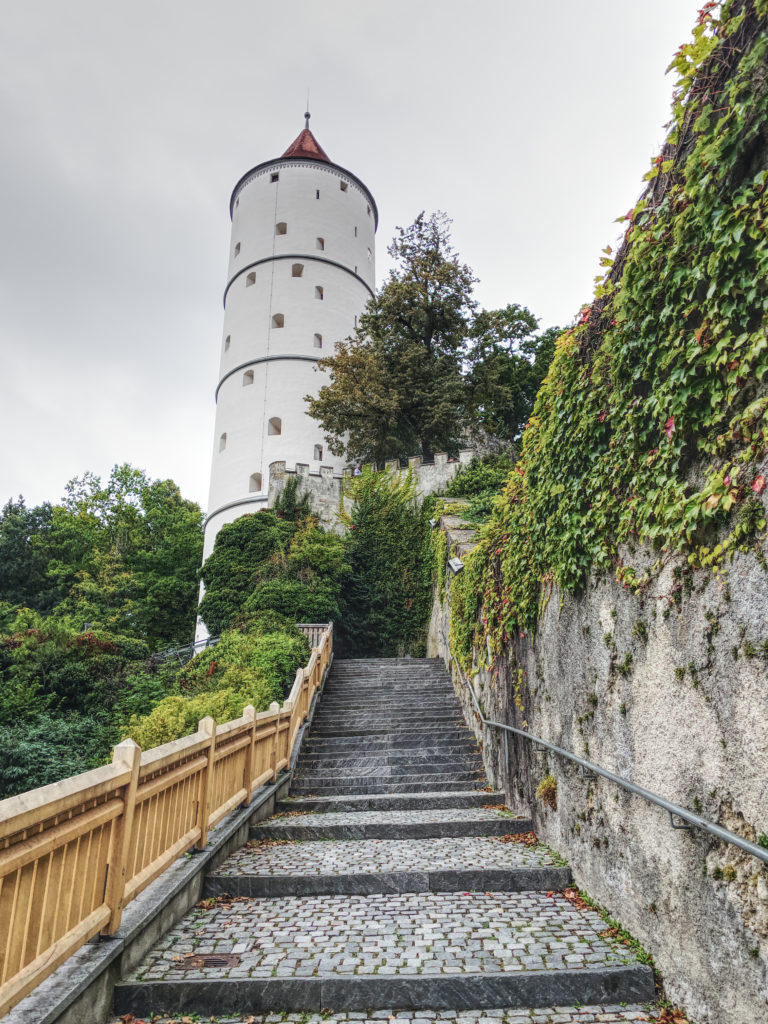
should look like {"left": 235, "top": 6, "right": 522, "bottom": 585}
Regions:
{"left": 229, "top": 155, "right": 378, "bottom": 229}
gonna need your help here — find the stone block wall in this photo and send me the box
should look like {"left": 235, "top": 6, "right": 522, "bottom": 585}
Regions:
{"left": 427, "top": 515, "right": 768, "bottom": 1024}
{"left": 268, "top": 449, "right": 474, "bottom": 530}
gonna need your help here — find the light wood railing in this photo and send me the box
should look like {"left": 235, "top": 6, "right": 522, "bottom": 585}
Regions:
{"left": 0, "top": 622, "right": 333, "bottom": 1017}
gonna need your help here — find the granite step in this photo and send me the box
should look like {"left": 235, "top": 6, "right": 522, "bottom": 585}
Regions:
{"left": 290, "top": 780, "right": 486, "bottom": 796}
{"left": 205, "top": 833, "right": 572, "bottom": 897}
{"left": 291, "top": 773, "right": 486, "bottom": 796}
{"left": 113, "top": 889, "right": 654, "bottom": 1015}
{"left": 109, "top": 1007, "right": 662, "bottom": 1024}
{"left": 276, "top": 790, "right": 502, "bottom": 813}
{"left": 250, "top": 807, "right": 530, "bottom": 841}
{"left": 295, "top": 746, "right": 482, "bottom": 769}
{"left": 294, "top": 764, "right": 485, "bottom": 782}
{"left": 302, "top": 731, "right": 479, "bottom": 752}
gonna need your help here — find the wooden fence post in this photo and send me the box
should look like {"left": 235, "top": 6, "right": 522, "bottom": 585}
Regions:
{"left": 268, "top": 701, "right": 281, "bottom": 781}
{"left": 195, "top": 717, "right": 216, "bottom": 850}
{"left": 242, "top": 705, "right": 255, "bottom": 805}
{"left": 103, "top": 738, "right": 141, "bottom": 934}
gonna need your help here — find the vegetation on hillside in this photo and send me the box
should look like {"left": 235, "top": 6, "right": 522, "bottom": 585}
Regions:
{"left": 0, "top": 465, "right": 204, "bottom": 796}
{"left": 450, "top": 0, "right": 768, "bottom": 668}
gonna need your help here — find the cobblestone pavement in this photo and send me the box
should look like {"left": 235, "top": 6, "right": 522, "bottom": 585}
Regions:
{"left": 108, "top": 1003, "right": 659, "bottom": 1023}
{"left": 219, "top": 837, "right": 560, "bottom": 876}
{"left": 126, "top": 891, "right": 636, "bottom": 981}
{"left": 265, "top": 809, "right": 519, "bottom": 830}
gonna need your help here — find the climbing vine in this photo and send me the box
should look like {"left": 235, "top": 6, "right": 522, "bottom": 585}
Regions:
{"left": 452, "top": 0, "right": 768, "bottom": 668}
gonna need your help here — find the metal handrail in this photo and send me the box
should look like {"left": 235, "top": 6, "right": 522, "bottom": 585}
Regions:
{"left": 451, "top": 656, "right": 768, "bottom": 866}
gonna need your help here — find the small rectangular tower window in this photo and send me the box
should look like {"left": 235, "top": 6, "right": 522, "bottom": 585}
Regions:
{"left": 243, "top": 370, "right": 254, "bottom": 386}
{"left": 292, "top": 263, "right": 304, "bottom": 277}
{"left": 272, "top": 313, "right": 284, "bottom": 328}
{"left": 367, "top": 204, "right": 371, "bottom": 215}
{"left": 270, "top": 172, "right": 279, "bottom": 183}
{"left": 234, "top": 242, "right": 240, "bottom": 256}
{"left": 249, "top": 472, "right": 263, "bottom": 491}
{"left": 275, "top": 222, "right": 287, "bottom": 235}
{"left": 313, "top": 445, "right": 323, "bottom": 461}
{"left": 315, "top": 286, "right": 323, "bottom": 300}
{"left": 316, "top": 237, "right": 324, "bottom": 250}
{"left": 246, "top": 272, "right": 255, "bottom": 287}
{"left": 219, "top": 432, "right": 227, "bottom": 452}
{"left": 339, "top": 181, "right": 348, "bottom": 192}
{"left": 313, "top": 333, "right": 323, "bottom": 349}
{"left": 268, "top": 417, "right": 282, "bottom": 435}
{"left": 224, "top": 335, "right": 231, "bottom": 351}
{"left": 316, "top": 189, "right": 320, "bottom": 199}
{"left": 354, "top": 226, "right": 357, "bottom": 237}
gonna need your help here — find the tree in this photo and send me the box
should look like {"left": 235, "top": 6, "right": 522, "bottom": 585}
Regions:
{"left": 466, "top": 311, "right": 560, "bottom": 443}
{"left": 307, "top": 212, "right": 476, "bottom": 464}
{"left": 307, "top": 212, "right": 560, "bottom": 463}
{"left": 0, "top": 499, "right": 59, "bottom": 612}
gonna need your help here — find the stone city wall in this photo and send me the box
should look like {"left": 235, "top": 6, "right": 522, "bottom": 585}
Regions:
{"left": 268, "top": 450, "right": 475, "bottom": 530}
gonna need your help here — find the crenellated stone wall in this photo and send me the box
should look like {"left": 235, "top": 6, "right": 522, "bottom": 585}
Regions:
{"left": 268, "top": 449, "right": 475, "bottom": 530}
{"left": 427, "top": 515, "right": 768, "bottom": 1024}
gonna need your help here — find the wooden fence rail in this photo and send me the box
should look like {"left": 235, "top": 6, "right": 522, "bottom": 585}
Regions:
{"left": 0, "top": 622, "right": 333, "bottom": 1017}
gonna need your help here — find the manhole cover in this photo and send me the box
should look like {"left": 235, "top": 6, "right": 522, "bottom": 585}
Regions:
{"left": 178, "top": 953, "right": 241, "bottom": 969}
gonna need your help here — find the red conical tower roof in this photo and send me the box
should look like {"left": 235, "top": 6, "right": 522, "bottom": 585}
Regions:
{"left": 281, "top": 113, "right": 330, "bottom": 162}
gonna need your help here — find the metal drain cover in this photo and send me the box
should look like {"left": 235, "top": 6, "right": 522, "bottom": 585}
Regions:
{"left": 178, "top": 953, "right": 241, "bottom": 969}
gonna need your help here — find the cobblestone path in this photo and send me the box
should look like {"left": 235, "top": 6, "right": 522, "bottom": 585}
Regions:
{"left": 112, "top": 657, "right": 656, "bottom": 1021}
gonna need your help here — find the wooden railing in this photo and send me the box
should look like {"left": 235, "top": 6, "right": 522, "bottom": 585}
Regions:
{"left": 0, "top": 622, "right": 333, "bottom": 1017}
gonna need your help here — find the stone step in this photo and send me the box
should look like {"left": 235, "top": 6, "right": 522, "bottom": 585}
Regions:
{"left": 290, "top": 780, "right": 486, "bottom": 796}
{"left": 308, "top": 722, "right": 468, "bottom": 738}
{"left": 295, "top": 746, "right": 482, "bottom": 769}
{"left": 206, "top": 833, "right": 571, "bottom": 897}
{"left": 292, "top": 773, "right": 486, "bottom": 795}
{"left": 108, "top": 1006, "right": 665, "bottom": 1024}
{"left": 294, "top": 759, "right": 484, "bottom": 778}
{"left": 276, "top": 790, "right": 502, "bottom": 813}
{"left": 302, "top": 732, "right": 478, "bottom": 752}
{"left": 114, "top": 890, "right": 654, "bottom": 1015}
{"left": 315, "top": 700, "right": 459, "bottom": 711}
{"left": 251, "top": 807, "right": 529, "bottom": 841}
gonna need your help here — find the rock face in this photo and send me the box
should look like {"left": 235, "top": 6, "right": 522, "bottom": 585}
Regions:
{"left": 428, "top": 525, "right": 768, "bottom": 1024}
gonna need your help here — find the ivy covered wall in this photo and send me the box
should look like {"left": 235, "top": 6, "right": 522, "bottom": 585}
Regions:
{"left": 432, "top": 5, "right": 768, "bottom": 1022}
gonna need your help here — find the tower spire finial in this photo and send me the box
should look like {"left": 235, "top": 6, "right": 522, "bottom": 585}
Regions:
{"left": 305, "top": 89, "right": 310, "bottom": 130}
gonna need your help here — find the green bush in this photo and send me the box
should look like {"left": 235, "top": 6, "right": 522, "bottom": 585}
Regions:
{"left": 0, "top": 713, "right": 117, "bottom": 799}
{"left": 199, "top": 511, "right": 295, "bottom": 634}
{"left": 445, "top": 451, "right": 516, "bottom": 498}
{"left": 338, "top": 468, "right": 433, "bottom": 657}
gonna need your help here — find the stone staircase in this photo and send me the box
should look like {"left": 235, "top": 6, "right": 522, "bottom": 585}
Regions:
{"left": 110, "top": 657, "right": 656, "bottom": 1023}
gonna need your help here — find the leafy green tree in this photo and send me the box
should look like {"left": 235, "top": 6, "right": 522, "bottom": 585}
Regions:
{"left": 307, "top": 212, "right": 476, "bottom": 464}
{"left": 0, "top": 499, "right": 59, "bottom": 612}
{"left": 466, "top": 311, "right": 560, "bottom": 442}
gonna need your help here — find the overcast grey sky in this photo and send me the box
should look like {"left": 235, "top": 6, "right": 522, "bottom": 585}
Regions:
{"left": 0, "top": 1, "right": 702, "bottom": 510}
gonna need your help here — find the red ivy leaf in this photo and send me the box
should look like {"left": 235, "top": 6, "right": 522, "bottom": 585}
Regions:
{"left": 751, "top": 474, "right": 766, "bottom": 495}
{"left": 665, "top": 416, "right": 675, "bottom": 440}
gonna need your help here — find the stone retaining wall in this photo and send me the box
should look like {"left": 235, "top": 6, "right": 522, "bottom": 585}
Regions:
{"left": 427, "top": 514, "right": 768, "bottom": 1024}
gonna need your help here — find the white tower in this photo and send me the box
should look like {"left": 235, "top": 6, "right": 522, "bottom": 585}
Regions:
{"left": 201, "top": 117, "right": 377, "bottom": 566}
